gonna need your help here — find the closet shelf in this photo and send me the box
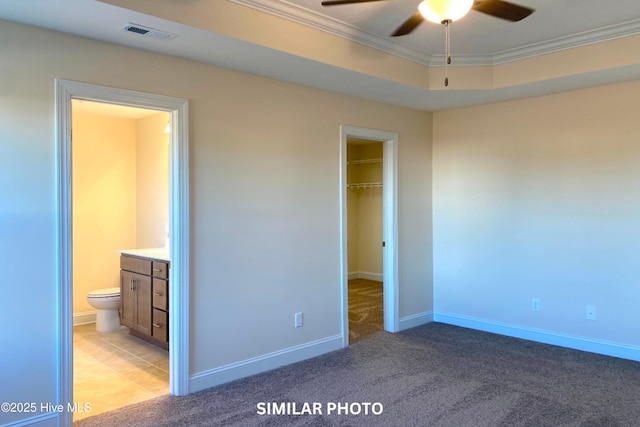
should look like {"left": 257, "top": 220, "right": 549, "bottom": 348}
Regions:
{"left": 347, "top": 182, "right": 383, "bottom": 190}
{"left": 347, "top": 158, "right": 382, "bottom": 165}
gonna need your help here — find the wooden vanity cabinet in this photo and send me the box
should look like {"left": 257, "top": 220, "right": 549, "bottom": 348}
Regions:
{"left": 120, "top": 254, "right": 169, "bottom": 350}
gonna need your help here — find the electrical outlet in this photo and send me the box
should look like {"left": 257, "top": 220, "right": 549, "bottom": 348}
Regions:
{"left": 294, "top": 312, "right": 303, "bottom": 328}
{"left": 586, "top": 305, "right": 596, "bottom": 320}
{"left": 531, "top": 298, "right": 540, "bottom": 312}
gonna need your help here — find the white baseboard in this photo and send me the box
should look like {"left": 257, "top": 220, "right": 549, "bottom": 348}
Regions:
{"left": 434, "top": 312, "right": 640, "bottom": 362}
{"left": 189, "top": 335, "right": 343, "bottom": 393}
{"left": 184, "top": 311, "right": 640, "bottom": 396}
{"left": 348, "top": 271, "right": 383, "bottom": 281}
{"left": 2, "top": 412, "right": 58, "bottom": 427}
{"left": 399, "top": 311, "right": 434, "bottom": 331}
{"left": 73, "top": 310, "right": 97, "bottom": 326}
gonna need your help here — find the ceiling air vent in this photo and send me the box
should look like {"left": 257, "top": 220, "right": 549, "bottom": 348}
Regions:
{"left": 122, "top": 23, "right": 177, "bottom": 41}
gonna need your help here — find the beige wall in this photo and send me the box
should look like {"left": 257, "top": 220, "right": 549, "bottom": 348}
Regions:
{"left": 433, "top": 80, "right": 640, "bottom": 347}
{"left": 347, "top": 189, "right": 360, "bottom": 272}
{"left": 0, "top": 19, "right": 432, "bottom": 423}
{"left": 70, "top": 110, "right": 169, "bottom": 316}
{"left": 71, "top": 111, "right": 137, "bottom": 314}
{"left": 136, "top": 112, "right": 170, "bottom": 249}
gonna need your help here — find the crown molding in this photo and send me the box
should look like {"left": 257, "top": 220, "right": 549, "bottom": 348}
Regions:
{"left": 492, "top": 18, "right": 640, "bottom": 64}
{"left": 229, "top": 0, "right": 432, "bottom": 65}
{"left": 230, "top": 0, "right": 640, "bottom": 67}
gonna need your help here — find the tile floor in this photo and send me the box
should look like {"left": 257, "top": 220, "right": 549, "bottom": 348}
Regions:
{"left": 73, "top": 323, "right": 169, "bottom": 422}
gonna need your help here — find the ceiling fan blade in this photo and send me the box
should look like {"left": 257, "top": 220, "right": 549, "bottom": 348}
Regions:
{"left": 322, "top": 0, "right": 389, "bottom": 5}
{"left": 472, "top": 0, "right": 534, "bottom": 22}
{"left": 391, "top": 11, "right": 424, "bottom": 37}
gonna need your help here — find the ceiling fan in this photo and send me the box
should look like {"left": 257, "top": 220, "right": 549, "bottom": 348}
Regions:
{"left": 321, "top": 0, "right": 535, "bottom": 37}
{"left": 321, "top": 0, "right": 535, "bottom": 86}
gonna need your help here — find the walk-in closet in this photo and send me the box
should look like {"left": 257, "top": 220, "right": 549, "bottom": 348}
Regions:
{"left": 346, "top": 138, "right": 384, "bottom": 343}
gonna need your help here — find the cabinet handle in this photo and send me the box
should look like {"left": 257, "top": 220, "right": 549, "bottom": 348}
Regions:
{"left": 152, "top": 323, "right": 162, "bottom": 328}
{"left": 153, "top": 292, "right": 162, "bottom": 296}
{"left": 152, "top": 268, "right": 162, "bottom": 272}
{"left": 129, "top": 278, "right": 133, "bottom": 291}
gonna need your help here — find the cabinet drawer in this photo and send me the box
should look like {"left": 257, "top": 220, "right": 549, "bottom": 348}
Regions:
{"left": 152, "top": 261, "right": 169, "bottom": 278}
{"left": 120, "top": 255, "right": 151, "bottom": 275}
{"left": 152, "top": 279, "right": 168, "bottom": 311}
{"left": 152, "top": 309, "right": 168, "bottom": 343}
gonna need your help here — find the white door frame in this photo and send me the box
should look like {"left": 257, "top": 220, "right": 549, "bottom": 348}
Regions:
{"left": 339, "top": 125, "right": 399, "bottom": 347}
{"left": 55, "top": 79, "right": 190, "bottom": 426}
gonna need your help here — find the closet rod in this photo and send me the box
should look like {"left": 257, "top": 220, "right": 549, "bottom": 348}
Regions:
{"left": 347, "top": 182, "right": 383, "bottom": 190}
{"left": 347, "top": 158, "right": 382, "bottom": 165}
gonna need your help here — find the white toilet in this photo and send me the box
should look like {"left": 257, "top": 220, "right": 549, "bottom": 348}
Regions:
{"left": 87, "top": 287, "right": 122, "bottom": 332}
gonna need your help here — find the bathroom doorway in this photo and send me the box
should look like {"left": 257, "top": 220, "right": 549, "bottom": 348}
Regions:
{"left": 55, "top": 80, "right": 190, "bottom": 426}
{"left": 340, "top": 125, "right": 398, "bottom": 347}
{"left": 71, "top": 99, "right": 170, "bottom": 421}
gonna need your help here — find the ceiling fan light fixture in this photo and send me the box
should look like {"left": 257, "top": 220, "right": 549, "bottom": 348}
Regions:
{"left": 418, "top": 0, "right": 474, "bottom": 24}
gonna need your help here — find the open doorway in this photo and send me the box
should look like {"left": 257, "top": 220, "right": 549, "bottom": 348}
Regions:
{"left": 340, "top": 126, "right": 398, "bottom": 347}
{"left": 346, "top": 139, "right": 384, "bottom": 343}
{"left": 55, "top": 80, "right": 190, "bottom": 426}
{"left": 70, "top": 99, "right": 170, "bottom": 421}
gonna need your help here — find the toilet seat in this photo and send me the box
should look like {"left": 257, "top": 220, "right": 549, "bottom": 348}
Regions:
{"left": 87, "top": 287, "right": 120, "bottom": 298}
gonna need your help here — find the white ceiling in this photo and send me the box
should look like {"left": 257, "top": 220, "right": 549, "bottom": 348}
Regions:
{"left": 72, "top": 99, "right": 163, "bottom": 119}
{"left": 242, "top": 0, "right": 640, "bottom": 64}
{"left": 1, "top": 0, "right": 639, "bottom": 111}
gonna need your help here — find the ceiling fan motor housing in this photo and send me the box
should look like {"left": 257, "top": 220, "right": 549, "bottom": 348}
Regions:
{"left": 419, "top": 0, "right": 474, "bottom": 24}
{"left": 322, "top": 0, "right": 535, "bottom": 36}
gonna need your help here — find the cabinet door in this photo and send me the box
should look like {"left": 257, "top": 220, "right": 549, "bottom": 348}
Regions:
{"left": 120, "top": 270, "right": 137, "bottom": 330}
{"left": 120, "top": 270, "right": 152, "bottom": 335}
{"left": 134, "top": 274, "right": 152, "bottom": 335}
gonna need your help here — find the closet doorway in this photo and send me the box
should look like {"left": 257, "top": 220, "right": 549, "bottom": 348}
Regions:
{"left": 340, "top": 126, "right": 398, "bottom": 347}
{"left": 347, "top": 138, "right": 384, "bottom": 343}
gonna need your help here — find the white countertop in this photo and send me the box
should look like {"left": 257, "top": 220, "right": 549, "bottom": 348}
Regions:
{"left": 120, "top": 248, "right": 170, "bottom": 261}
